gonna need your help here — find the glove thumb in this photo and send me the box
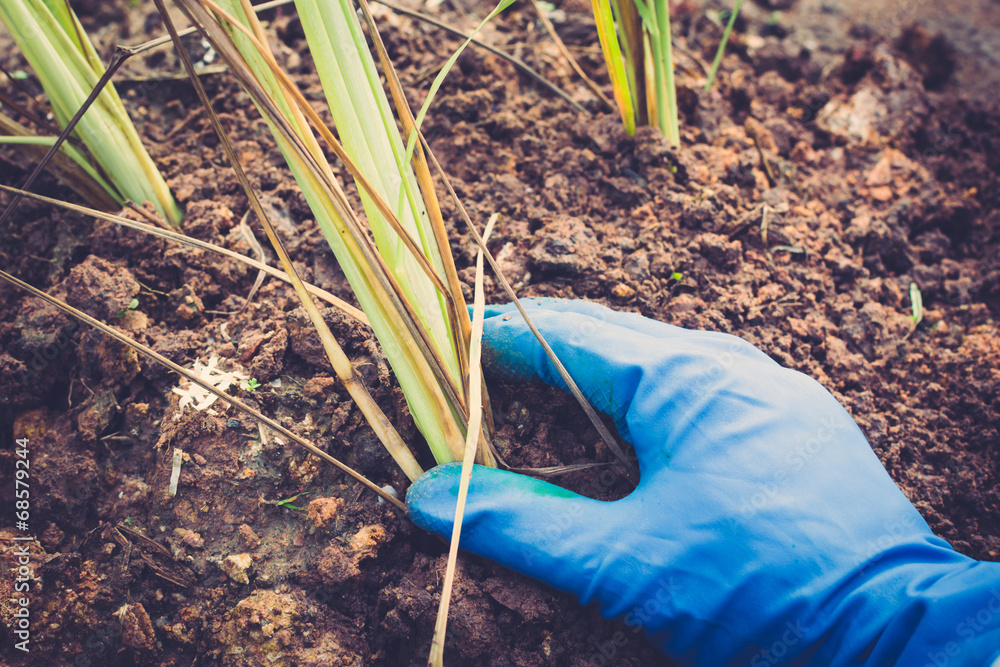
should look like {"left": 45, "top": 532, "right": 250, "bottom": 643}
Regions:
{"left": 407, "top": 463, "right": 613, "bottom": 601}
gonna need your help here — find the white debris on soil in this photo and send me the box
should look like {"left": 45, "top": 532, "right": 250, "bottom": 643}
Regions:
{"left": 171, "top": 355, "right": 250, "bottom": 413}
{"left": 168, "top": 448, "right": 184, "bottom": 497}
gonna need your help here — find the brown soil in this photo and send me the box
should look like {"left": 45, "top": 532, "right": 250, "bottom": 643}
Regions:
{"left": 1, "top": 1, "right": 999, "bottom": 665}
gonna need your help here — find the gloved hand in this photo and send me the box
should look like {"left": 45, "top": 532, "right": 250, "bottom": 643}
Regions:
{"left": 407, "top": 298, "right": 1000, "bottom": 666}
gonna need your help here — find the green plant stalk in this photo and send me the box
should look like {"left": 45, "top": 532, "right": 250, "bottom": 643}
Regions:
{"left": 195, "top": 0, "right": 431, "bottom": 478}
{"left": 295, "top": 0, "right": 457, "bottom": 386}
{"left": 357, "top": 0, "right": 473, "bottom": 381}
{"left": 0, "top": 0, "right": 181, "bottom": 225}
{"left": 651, "top": 0, "right": 679, "bottom": 145}
{"left": 609, "top": 0, "right": 647, "bottom": 127}
{"left": 590, "top": 0, "right": 635, "bottom": 135}
{"left": 704, "top": 0, "right": 744, "bottom": 91}
{"left": 352, "top": 0, "right": 516, "bottom": 463}
{"left": 206, "top": 0, "right": 471, "bottom": 466}
{"left": 590, "top": 0, "right": 677, "bottom": 143}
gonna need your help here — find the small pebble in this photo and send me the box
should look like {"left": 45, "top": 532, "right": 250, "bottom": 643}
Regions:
{"left": 377, "top": 485, "right": 397, "bottom": 505}
{"left": 221, "top": 553, "right": 253, "bottom": 584}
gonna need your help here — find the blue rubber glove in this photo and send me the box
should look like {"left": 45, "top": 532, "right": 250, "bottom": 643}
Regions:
{"left": 407, "top": 298, "right": 1000, "bottom": 666}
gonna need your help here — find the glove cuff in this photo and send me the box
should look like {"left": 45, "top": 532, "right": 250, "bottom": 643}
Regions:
{"left": 824, "top": 544, "right": 1000, "bottom": 666}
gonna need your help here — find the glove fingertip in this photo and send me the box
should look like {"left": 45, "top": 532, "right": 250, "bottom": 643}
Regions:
{"left": 406, "top": 462, "right": 463, "bottom": 537}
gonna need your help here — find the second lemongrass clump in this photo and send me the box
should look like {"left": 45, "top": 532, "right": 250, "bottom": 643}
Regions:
{"left": 590, "top": 0, "right": 744, "bottom": 145}
{"left": 591, "top": 0, "right": 679, "bottom": 144}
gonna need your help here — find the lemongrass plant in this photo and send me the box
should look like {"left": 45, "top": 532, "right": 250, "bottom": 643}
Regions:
{"left": 169, "top": 0, "right": 514, "bottom": 478}
{"left": 592, "top": 0, "right": 679, "bottom": 145}
{"left": 0, "top": 0, "right": 182, "bottom": 225}
{"left": 591, "top": 0, "right": 744, "bottom": 145}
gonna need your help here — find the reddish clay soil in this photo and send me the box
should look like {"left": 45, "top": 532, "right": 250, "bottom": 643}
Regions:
{"left": 1, "top": 1, "right": 998, "bottom": 665}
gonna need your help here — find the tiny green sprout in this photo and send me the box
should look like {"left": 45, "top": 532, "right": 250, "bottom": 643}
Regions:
{"left": 276, "top": 492, "right": 310, "bottom": 511}
{"left": 124, "top": 517, "right": 135, "bottom": 526}
{"left": 670, "top": 271, "right": 683, "bottom": 282}
{"left": 116, "top": 297, "right": 140, "bottom": 319}
{"left": 245, "top": 378, "right": 261, "bottom": 392}
{"left": 909, "top": 282, "right": 924, "bottom": 325}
